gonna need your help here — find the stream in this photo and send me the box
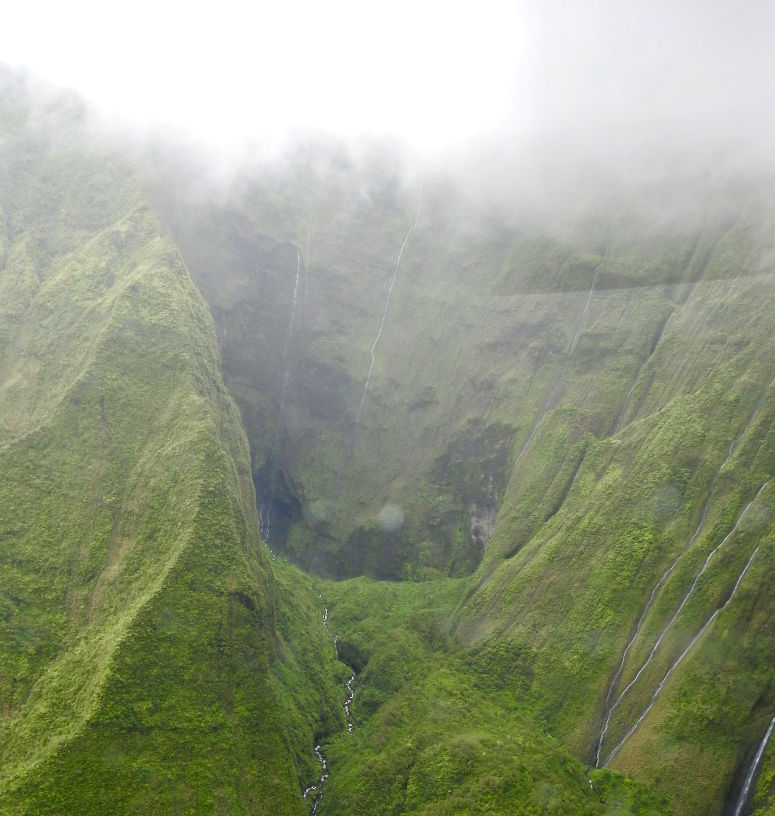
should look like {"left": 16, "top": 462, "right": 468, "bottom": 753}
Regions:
{"left": 303, "top": 601, "right": 357, "bottom": 814}
{"left": 732, "top": 713, "right": 775, "bottom": 815}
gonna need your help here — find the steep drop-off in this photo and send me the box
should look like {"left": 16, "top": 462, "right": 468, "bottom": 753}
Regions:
{"left": 3, "top": 65, "right": 775, "bottom": 816}
{"left": 153, "top": 141, "right": 775, "bottom": 815}
{"left": 0, "top": 70, "right": 335, "bottom": 814}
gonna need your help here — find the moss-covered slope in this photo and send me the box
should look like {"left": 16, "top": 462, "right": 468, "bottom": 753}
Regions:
{"left": 5, "top": 65, "right": 775, "bottom": 816}
{"left": 0, "top": 71, "right": 314, "bottom": 814}
{"left": 153, "top": 144, "right": 775, "bottom": 815}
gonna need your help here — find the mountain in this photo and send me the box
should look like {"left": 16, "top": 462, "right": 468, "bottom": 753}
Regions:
{"left": 1, "top": 65, "right": 774, "bottom": 815}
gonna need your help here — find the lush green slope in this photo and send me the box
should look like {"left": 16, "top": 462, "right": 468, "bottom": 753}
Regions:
{"left": 153, "top": 145, "right": 775, "bottom": 815}
{"left": 4, "top": 65, "right": 775, "bottom": 816}
{"left": 314, "top": 574, "right": 670, "bottom": 816}
{"left": 0, "top": 70, "right": 328, "bottom": 814}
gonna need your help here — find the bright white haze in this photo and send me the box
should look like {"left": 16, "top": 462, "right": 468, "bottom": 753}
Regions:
{"left": 1, "top": 0, "right": 525, "bottom": 150}
{"left": 2, "top": 0, "right": 774, "bottom": 154}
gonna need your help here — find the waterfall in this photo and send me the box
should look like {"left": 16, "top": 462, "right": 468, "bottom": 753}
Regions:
{"left": 595, "top": 369, "right": 775, "bottom": 765}
{"left": 354, "top": 181, "right": 423, "bottom": 428}
{"left": 602, "top": 547, "right": 759, "bottom": 767}
{"left": 733, "top": 713, "right": 775, "bottom": 816}
{"left": 596, "top": 482, "right": 769, "bottom": 764}
{"left": 277, "top": 253, "right": 303, "bottom": 444}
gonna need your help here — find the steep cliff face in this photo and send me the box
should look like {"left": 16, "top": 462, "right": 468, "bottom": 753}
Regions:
{"left": 0, "top": 71, "right": 315, "bottom": 814}
{"left": 154, "top": 142, "right": 775, "bottom": 814}
{"left": 4, "top": 65, "right": 775, "bottom": 816}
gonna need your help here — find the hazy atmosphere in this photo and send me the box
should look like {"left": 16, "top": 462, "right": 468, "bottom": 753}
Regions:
{"left": 2, "top": 3, "right": 775, "bottom": 816}
{"left": 4, "top": 0, "right": 774, "bottom": 155}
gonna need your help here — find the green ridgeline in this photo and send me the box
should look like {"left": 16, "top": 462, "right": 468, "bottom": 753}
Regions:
{"left": 3, "top": 67, "right": 775, "bottom": 816}
{"left": 160, "top": 150, "right": 775, "bottom": 816}
{"left": 0, "top": 76, "right": 329, "bottom": 813}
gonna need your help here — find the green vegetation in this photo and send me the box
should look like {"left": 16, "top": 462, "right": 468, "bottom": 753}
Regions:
{"left": 2, "top": 66, "right": 775, "bottom": 814}
{"left": 0, "top": 77, "right": 311, "bottom": 813}
{"left": 313, "top": 575, "right": 670, "bottom": 815}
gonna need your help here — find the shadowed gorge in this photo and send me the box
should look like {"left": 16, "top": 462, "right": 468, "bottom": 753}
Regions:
{"left": 2, "top": 65, "right": 775, "bottom": 815}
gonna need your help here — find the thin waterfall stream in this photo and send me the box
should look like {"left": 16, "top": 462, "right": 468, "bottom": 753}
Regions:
{"left": 595, "top": 369, "right": 775, "bottom": 767}
{"left": 303, "top": 598, "right": 358, "bottom": 814}
{"left": 596, "top": 482, "right": 770, "bottom": 764}
{"left": 732, "top": 713, "right": 775, "bottom": 816}
{"left": 602, "top": 546, "right": 760, "bottom": 767}
{"left": 354, "top": 181, "right": 423, "bottom": 428}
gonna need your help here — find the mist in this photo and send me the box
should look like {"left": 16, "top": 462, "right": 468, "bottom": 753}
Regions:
{"left": 3, "top": 1, "right": 773, "bottom": 163}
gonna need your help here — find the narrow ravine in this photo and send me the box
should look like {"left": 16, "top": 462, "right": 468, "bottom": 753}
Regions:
{"left": 260, "top": 251, "right": 303, "bottom": 541}
{"left": 602, "top": 546, "right": 760, "bottom": 767}
{"left": 595, "top": 370, "right": 775, "bottom": 766}
{"left": 732, "top": 713, "right": 775, "bottom": 816}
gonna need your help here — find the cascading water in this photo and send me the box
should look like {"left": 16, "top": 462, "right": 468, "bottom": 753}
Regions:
{"left": 602, "top": 546, "right": 760, "bottom": 767}
{"left": 354, "top": 181, "right": 423, "bottom": 428}
{"left": 732, "top": 713, "right": 775, "bottom": 816}
{"left": 261, "top": 252, "right": 303, "bottom": 541}
{"left": 595, "top": 370, "right": 775, "bottom": 766}
{"left": 595, "top": 482, "right": 769, "bottom": 765}
{"left": 344, "top": 673, "right": 356, "bottom": 734}
{"left": 302, "top": 600, "right": 358, "bottom": 814}
{"left": 568, "top": 229, "right": 610, "bottom": 356}
{"left": 302, "top": 744, "right": 329, "bottom": 816}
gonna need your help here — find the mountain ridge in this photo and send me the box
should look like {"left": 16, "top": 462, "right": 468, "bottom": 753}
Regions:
{"left": 1, "top": 66, "right": 775, "bottom": 814}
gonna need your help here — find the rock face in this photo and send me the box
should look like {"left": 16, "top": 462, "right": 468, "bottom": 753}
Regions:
{"left": 4, "top": 65, "right": 775, "bottom": 816}
{"left": 157, "top": 148, "right": 775, "bottom": 813}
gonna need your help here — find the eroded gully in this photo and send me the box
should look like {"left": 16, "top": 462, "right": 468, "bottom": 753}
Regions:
{"left": 303, "top": 600, "right": 356, "bottom": 814}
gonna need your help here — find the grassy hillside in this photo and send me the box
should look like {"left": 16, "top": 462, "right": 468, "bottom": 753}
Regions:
{"left": 4, "top": 65, "right": 775, "bottom": 815}
{"left": 152, "top": 143, "right": 775, "bottom": 815}
{"left": 0, "top": 70, "right": 331, "bottom": 814}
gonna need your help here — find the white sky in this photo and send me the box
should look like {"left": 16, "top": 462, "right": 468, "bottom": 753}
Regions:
{"left": 2, "top": 0, "right": 774, "bottom": 154}
{"left": 1, "top": 0, "right": 527, "bottom": 151}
